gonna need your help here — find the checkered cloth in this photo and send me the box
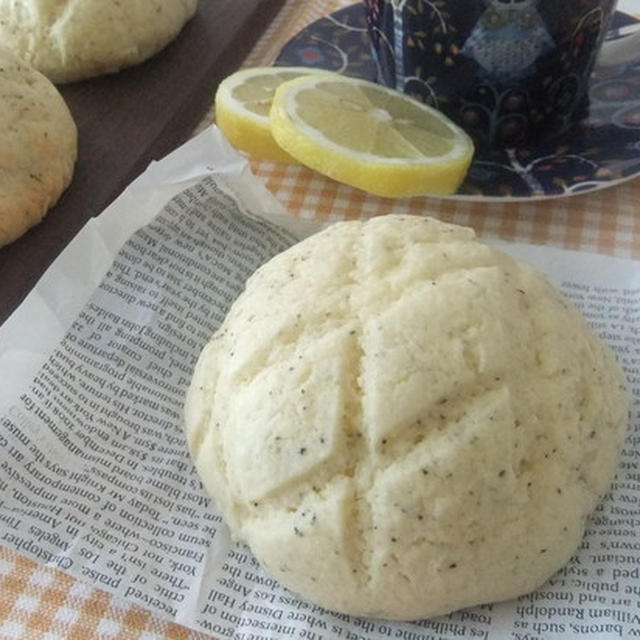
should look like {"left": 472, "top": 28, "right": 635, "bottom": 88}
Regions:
{"left": 239, "top": 0, "right": 640, "bottom": 259}
{"left": 0, "top": 546, "right": 207, "bottom": 639}
{"left": 241, "top": 1, "right": 640, "bottom": 260}
{"left": 1, "top": 1, "right": 639, "bottom": 639}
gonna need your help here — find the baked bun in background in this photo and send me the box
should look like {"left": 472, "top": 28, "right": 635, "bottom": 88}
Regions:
{"left": 0, "top": 0, "right": 198, "bottom": 83}
{"left": 185, "top": 215, "right": 628, "bottom": 620}
{"left": 0, "top": 46, "right": 77, "bottom": 248}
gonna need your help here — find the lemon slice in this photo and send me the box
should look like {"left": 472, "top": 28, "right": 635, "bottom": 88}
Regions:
{"left": 215, "top": 66, "right": 327, "bottom": 163}
{"left": 270, "top": 74, "right": 475, "bottom": 197}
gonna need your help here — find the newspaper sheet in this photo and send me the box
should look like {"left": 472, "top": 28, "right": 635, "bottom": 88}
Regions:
{"left": 0, "top": 126, "right": 638, "bottom": 640}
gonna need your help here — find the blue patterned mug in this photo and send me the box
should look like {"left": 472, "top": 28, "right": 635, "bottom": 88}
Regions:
{"left": 363, "top": 0, "right": 619, "bottom": 148}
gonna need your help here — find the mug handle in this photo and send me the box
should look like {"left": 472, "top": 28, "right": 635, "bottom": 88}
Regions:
{"left": 598, "top": 26, "right": 640, "bottom": 66}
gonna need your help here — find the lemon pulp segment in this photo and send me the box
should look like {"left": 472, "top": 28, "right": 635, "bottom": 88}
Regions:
{"left": 270, "top": 75, "right": 475, "bottom": 197}
{"left": 215, "top": 67, "right": 324, "bottom": 162}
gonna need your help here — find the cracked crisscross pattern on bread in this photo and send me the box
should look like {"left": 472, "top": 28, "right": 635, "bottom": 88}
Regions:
{"left": 0, "top": 0, "right": 197, "bottom": 83}
{"left": 185, "top": 215, "right": 628, "bottom": 620}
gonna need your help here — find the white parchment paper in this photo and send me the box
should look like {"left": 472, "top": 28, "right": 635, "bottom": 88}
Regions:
{"left": 0, "top": 126, "right": 638, "bottom": 640}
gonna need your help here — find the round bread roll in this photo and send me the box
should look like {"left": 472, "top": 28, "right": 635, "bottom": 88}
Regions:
{"left": 0, "top": 0, "right": 198, "bottom": 83}
{"left": 0, "top": 46, "right": 77, "bottom": 248}
{"left": 185, "top": 215, "right": 628, "bottom": 620}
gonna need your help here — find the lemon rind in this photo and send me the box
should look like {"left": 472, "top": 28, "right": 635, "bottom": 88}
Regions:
{"left": 270, "top": 76, "right": 475, "bottom": 197}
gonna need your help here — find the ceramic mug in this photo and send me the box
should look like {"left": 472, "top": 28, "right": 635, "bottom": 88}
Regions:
{"left": 363, "top": 0, "right": 625, "bottom": 148}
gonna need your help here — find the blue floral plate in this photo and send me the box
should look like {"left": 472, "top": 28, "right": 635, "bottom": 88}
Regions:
{"left": 275, "top": 5, "right": 640, "bottom": 201}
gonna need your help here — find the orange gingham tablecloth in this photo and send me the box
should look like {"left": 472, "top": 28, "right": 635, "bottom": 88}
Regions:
{"left": 241, "top": 1, "right": 640, "bottom": 260}
{"left": 1, "top": 1, "right": 639, "bottom": 639}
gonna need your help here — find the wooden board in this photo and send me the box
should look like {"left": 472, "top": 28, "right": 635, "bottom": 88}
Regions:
{"left": 0, "top": 0, "right": 285, "bottom": 325}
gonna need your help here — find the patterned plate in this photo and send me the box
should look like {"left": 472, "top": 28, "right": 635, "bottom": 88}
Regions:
{"left": 275, "top": 5, "right": 640, "bottom": 201}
